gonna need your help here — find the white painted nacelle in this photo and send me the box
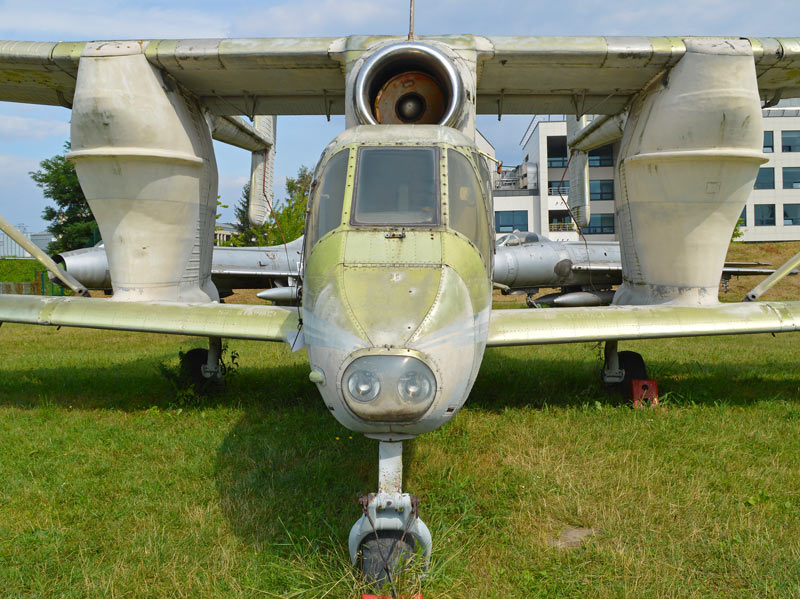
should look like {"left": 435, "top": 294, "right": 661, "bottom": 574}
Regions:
{"left": 613, "top": 39, "right": 767, "bottom": 306}
{"left": 68, "top": 42, "right": 218, "bottom": 303}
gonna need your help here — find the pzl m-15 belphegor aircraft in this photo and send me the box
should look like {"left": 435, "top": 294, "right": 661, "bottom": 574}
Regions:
{"left": 2, "top": 34, "right": 800, "bottom": 582}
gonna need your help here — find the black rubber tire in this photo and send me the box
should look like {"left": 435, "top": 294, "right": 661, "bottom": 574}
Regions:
{"left": 180, "top": 348, "right": 210, "bottom": 386}
{"left": 358, "top": 530, "right": 417, "bottom": 587}
{"left": 618, "top": 351, "right": 647, "bottom": 398}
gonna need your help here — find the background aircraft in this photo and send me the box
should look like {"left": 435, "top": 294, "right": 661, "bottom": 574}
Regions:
{"left": 493, "top": 232, "right": 788, "bottom": 307}
{"left": 53, "top": 232, "right": 786, "bottom": 309}
{"left": 2, "top": 33, "right": 800, "bottom": 586}
{"left": 52, "top": 238, "right": 303, "bottom": 302}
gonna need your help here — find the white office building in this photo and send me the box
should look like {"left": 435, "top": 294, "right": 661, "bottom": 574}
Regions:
{"left": 493, "top": 101, "right": 800, "bottom": 244}
{"left": 741, "top": 104, "right": 800, "bottom": 241}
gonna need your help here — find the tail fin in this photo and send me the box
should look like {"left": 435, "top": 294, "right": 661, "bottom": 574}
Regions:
{"left": 248, "top": 115, "right": 277, "bottom": 226}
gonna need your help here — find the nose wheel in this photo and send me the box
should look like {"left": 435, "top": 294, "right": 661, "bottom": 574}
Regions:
{"left": 349, "top": 441, "right": 432, "bottom": 587}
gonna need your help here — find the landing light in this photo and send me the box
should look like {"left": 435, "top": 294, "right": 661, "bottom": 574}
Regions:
{"left": 347, "top": 370, "right": 381, "bottom": 402}
{"left": 341, "top": 355, "right": 437, "bottom": 421}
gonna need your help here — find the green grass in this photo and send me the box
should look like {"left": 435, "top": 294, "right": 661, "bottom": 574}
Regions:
{"left": 1, "top": 324, "right": 799, "bottom": 598}
{"left": 0, "top": 259, "right": 40, "bottom": 283}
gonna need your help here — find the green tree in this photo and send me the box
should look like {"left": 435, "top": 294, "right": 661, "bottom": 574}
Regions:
{"left": 226, "top": 166, "right": 312, "bottom": 247}
{"left": 30, "top": 142, "right": 97, "bottom": 254}
{"left": 233, "top": 183, "right": 251, "bottom": 234}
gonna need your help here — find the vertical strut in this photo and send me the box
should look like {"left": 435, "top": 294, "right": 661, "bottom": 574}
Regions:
{"left": 378, "top": 441, "right": 403, "bottom": 494}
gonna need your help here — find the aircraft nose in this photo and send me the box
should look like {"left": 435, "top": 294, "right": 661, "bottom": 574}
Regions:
{"left": 342, "top": 265, "right": 442, "bottom": 346}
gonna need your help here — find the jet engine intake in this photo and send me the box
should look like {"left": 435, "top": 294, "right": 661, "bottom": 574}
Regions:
{"left": 354, "top": 42, "right": 464, "bottom": 127}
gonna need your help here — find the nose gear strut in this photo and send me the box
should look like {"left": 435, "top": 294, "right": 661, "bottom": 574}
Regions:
{"left": 349, "top": 441, "right": 432, "bottom": 586}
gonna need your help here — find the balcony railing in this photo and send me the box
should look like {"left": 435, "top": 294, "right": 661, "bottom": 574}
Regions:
{"left": 549, "top": 222, "right": 576, "bottom": 232}
{"left": 548, "top": 187, "right": 569, "bottom": 196}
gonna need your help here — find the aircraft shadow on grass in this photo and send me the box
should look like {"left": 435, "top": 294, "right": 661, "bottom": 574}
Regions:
{"left": 211, "top": 347, "right": 800, "bottom": 549}
{"left": 0, "top": 345, "right": 797, "bottom": 411}
{"left": 1, "top": 346, "right": 797, "bottom": 548}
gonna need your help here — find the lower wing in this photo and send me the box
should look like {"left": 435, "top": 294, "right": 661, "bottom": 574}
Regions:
{"left": 0, "top": 295, "right": 300, "bottom": 345}
{"left": 487, "top": 301, "right": 800, "bottom": 346}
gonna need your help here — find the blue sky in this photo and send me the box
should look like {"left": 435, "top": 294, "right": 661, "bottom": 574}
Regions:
{"left": 1, "top": 0, "right": 798, "bottom": 232}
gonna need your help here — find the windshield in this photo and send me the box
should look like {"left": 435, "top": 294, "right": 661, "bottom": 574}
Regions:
{"left": 352, "top": 147, "right": 438, "bottom": 225}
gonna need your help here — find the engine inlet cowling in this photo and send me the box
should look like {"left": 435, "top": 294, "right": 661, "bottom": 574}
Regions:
{"left": 354, "top": 42, "right": 464, "bottom": 127}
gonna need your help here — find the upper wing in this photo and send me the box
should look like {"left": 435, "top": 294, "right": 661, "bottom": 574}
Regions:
{"left": 0, "top": 294, "right": 300, "bottom": 345}
{"left": 0, "top": 37, "right": 345, "bottom": 114}
{"left": 476, "top": 36, "right": 800, "bottom": 115}
{"left": 487, "top": 301, "right": 800, "bottom": 347}
{"left": 2, "top": 36, "right": 798, "bottom": 115}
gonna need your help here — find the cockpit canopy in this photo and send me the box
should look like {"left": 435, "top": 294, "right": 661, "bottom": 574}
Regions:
{"left": 306, "top": 141, "right": 493, "bottom": 265}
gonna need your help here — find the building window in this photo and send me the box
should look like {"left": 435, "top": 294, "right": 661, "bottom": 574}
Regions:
{"left": 588, "top": 144, "right": 614, "bottom": 167}
{"left": 755, "top": 204, "right": 776, "bottom": 226}
{"left": 754, "top": 168, "right": 775, "bottom": 190}
{"left": 738, "top": 207, "right": 747, "bottom": 227}
{"left": 584, "top": 213, "right": 615, "bottom": 234}
{"left": 782, "top": 131, "right": 800, "bottom": 152}
{"left": 784, "top": 204, "right": 800, "bottom": 225}
{"left": 546, "top": 136, "right": 568, "bottom": 168}
{"left": 590, "top": 179, "right": 614, "bottom": 201}
{"left": 548, "top": 180, "right": 570, "bottom": 195}
{"left": 763, "top": 131, "right": 774, "bottom": 153}
{"left": 495, "top": 210, "right": 528, "bottom": 233}
{"left": 783, "top": 167, "right": 800, "bottom": 189}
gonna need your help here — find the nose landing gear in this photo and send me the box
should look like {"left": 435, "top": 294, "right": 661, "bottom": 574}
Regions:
{"left": 349, "top": 441, "right": 432, "bottom": 586}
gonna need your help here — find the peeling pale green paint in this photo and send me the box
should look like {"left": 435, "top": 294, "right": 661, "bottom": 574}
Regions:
{"left": 441, "top": 233, "right": 492, "bottom": 314}
{"left": 343, "top": 266, "right": 442, "bottom": 346}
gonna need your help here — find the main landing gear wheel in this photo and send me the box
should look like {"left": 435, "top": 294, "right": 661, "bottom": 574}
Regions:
{"left": 179, "top": 337, "right": 224, "bottom": 389}
{"left": 180, "top": 347, "right": 210, "bottom": 386}
{"left": 358, "top": 530, "right": 419, "bottom": 587}
{"left": 615, "top": 351, "right": 647, "bottom": 399}
{"left": 602, "top": 341, "right": 648, "bottom": 400}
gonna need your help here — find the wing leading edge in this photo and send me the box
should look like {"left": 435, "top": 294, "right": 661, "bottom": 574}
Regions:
{"left": 487, "top": 301, "right": 800, "bottom": 347}
{"left": 0, "top": 295, "right": 300, "bottom": 345}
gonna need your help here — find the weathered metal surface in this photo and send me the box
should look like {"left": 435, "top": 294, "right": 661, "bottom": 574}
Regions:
{"left": 378, "top": 441, "right": 403, "bottom": 494}
{"left": 2, "top": 36, "right": 798, "bottom": 114}
{"left": 614, "top": 39, "right": 767, "bottom": 306}
{"left": 0, "top": 294, "right": 299, "bottom": 343}
{"left": 301, "top": 127, "right": 491, "bottom": 437}
{"left": 487, "top": 301, "right": 800, "bottom": 347}
{"left": 69, "top": 42, "right": 218, "bottom": 303}
{"left": 247, "top": 115, "right": 277, "bottom": 226}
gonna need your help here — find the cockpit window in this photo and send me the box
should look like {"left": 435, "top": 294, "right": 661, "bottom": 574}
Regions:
{"left": 352, "top": 147, "right": 438, "bottom": 225}
{"left": 448, "top": 149, "right": 490, "bottom": 261}
{"left": 308, "top": 149, "right": 349, "bottom": 247}
{"left": 472, "top": 151, "right": 493, "bottom": 206}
